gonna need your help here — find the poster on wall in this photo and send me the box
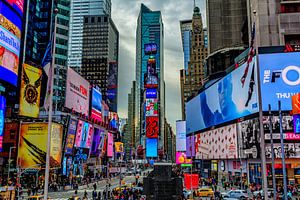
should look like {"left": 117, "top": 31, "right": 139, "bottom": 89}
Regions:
{"left": 107, "top": 132, "right": 113, "bottom": 157}
{"left": 146, "top": 138, "right": 157, "bottom": 157}
{"left": 19, "top": 64, "right": 42, "bottom": 118}
{"left": 0, "top": 95, "right": 6, "bottom": 152}
{"left": 176, "top": 121, "right": 186, "bottom": 151}
{"left": 186, "top": 56, "right": 258, "bottom": 133}
{"left": 74, "top": 121, "right": 93, "bottom": 149}
{"left": 65, "top": 67, "right": 90, "bottom": 115}
{"left": 0, "top": 2, "right": 22, "bottom": 86}
{"left": 64, "top": 119, "right": 77, "bottom": 155}
{"left": 259, "top": 51, "right": 300, "bottom": 111}
{"left": 146, "top": 116, "right": 159, "bottom": 138}
{"left": 262, "top": 115, "right": 294, "bottom": 134}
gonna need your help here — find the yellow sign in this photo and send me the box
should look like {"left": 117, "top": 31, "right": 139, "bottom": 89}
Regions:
{"left": 19, "top": 64, "right": 42, "bottom": 118}
{"left": 115, "top": 142, "right": 124, "bottom": 153}
{"left": 18, "top": 123, "right": 63, "bottom": 169}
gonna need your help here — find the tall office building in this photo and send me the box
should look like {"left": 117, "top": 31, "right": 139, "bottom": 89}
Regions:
{"left": 81, "top": 15, "right": 119, "bottom": 111}
{"left": 179, "top": 7, "right": 208, "bottom": 120}
{"left": 68, "top": 0, "right": 111, "bottom": 71}
{"left": 135, "top": 4, "right": 165, "bottom": 152}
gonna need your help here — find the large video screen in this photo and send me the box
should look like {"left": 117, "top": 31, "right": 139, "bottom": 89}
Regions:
{"left": 0, "top": 2, "right": 22, "bottom": 86}
{"left": 186, "top": 56, "right": 258, "bottom": 133}
{"left": 176, "top": 121, "right": 186, "bottom": 151}
{"left": 0, "top": 95, "right": 5, "bottom": 152}
{"left": 144, "top": 43, "right": 157, "bottom": 55}
{"left": 259, "top": 52, "right": 300, "bottom": 111}
{"left": 74, "top": 121, "right": 93, "bottom": 149}
{"left": 5, "top": 0, "right": 23, "bottom": 16}
{"left": 146, "top": 138, "right": 157, "bottom": 157}
{"left": 107, "top": 62, "right": 118, "bottom": 112}
{"left": 146, "top": 116, "right": 159, "bottom": 138}
{"left": 64, "top": 119, "right": 77, "bottom": 155}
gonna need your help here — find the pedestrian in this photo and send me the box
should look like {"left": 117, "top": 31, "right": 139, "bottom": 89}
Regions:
{"left": 92, "top": 189, "right": 98, "bottom": 200}
{"left": 93, "top": 182, "right": 97, "bottom": 190}
{"left": 84, "top": 190, "right": 88, "bottom": 198}
{"left": 98, "top": 190, "right": 102, "bottom": 200}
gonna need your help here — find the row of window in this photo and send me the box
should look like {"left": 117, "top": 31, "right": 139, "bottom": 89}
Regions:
{"left": 84, "top": 16, "right": 108, "bottom": 23}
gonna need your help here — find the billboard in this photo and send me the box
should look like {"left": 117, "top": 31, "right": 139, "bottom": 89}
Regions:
{"left": 90, "top": 127, "right": 105, "bottom": 156}
{"left": 265, "top": 143, "right": 300, "bottom": 159}
{"left": 74, "top": 121, "right": 93, "bottom": 149}
{"left": 186, "top": 135, "right": 195, "bottom": 157}
{"left": 19, "top": 64, "right": 42, "bottom": 118}
{"left": 144, "top": 43, "right": 157, "bottom": 55}
{"left": 107, "top": 62, "right": 118, "bottom": 112}
{"left": 146, "top": 116, "right": 159, "bottom": 138}
{"left": 144, "top": 60, "right": 158, "bottom": 88}
{"left": 145, "top": 99, "right": 158, "bottom": 116}
{"left": 92, "top": 88, "right": 102, "bottom": 114}
{"left": 292, "top": 93, "right": 300, "bottom": 114}
{"left": 259, "top": 52, "right": 300, "bottom": 111}
{"left": 0, "top": 95, "right": 5, "bottom": 152}
{"left": 4, "top": 0, "right": 23, "bottom": 16}
{"left": 65, "top": 67, "right": 90, "bottom": 115}
{"left": 0, "top": 122, "right": 18, "bottom": 157}
{"left": 184, "top": 174, "right": 199, "bottom": 190}
{"left": 107, "top": 132, "right": 113, "bottom": 157}
{"left": 145, "top": 88, "right": 157, "bottom": 99}
{"left": 186, "top": 56, "right": 258, "bottom": 133}
{"left": 18, "top": 123, "right": 63, "bottom": 168}
{"left": 176, "top": 152, "right": 192, "bottom": 164}
{"left": 146, "top": 138, "right": 157, "bottom": 157}
{"left": 176, "top": 121, "right": 186, "bottom": 151}
{"left": 64, "top": 119, "right": 77, "bottom": 155}
{"left": 294, "top": 114, "right": 300, "bottom": 134}
{"left": 115, "top": 142, "right": 124, "bottom": 153}
{"left": 195, "top": 124, "right": 238, "bottom": 159}
{"left": 0, "top": 2, "right": 22, "bottom": 86}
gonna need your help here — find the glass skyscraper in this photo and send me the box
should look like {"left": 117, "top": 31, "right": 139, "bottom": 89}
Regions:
{"left": 68, "top": 0, "right": 111, "bottom": 71}
{"left": 135, "top": 4, "right": 165, "bottom": 150}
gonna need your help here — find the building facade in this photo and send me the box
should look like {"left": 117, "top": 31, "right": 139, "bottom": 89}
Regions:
{"left": 68, "top": 0, "right": 111, "bottom": 71}
{"left": 135, "top": 4, "right": 165, "bottom": 152}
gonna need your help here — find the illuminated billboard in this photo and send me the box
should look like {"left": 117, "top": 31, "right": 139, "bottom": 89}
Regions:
{"left": 145, "top": 99, "right": 158, "bottom": 116}
{"left": 145, "top": 88, "right": 157, "bottom": 99}
{"left": 0, "top": 2, "right": 22, "bottom": 86}
{"left": 294, "top": 114, "right": 300, "bottom": 134}
{"left": 19, "top": 64, "right": 42, "bottom": 118}
{"left": 259, "top": 52, "right": 300, "bottom": 111}
{"left": 176, "top": 121, "right": 186, "bottom": 151}
{"left": 176, "top": 152, "right": 192, "bottom": 164}
{"left": 186, "top": 56, "right": 258, "bottom": 133}
{"left": 107, "top": 62, "right": 118, "bottom": 112}
{"left": 146, "top": 138, "right": 157, "bottom": 157}
{"left": 90, "top": 128, "right": 105, "bottom": 156}
{"left": 144, "top": 43, "right": 157, "bottom": 55}
{"left": 65, "top": 67, "right": 90, "bottom": 115}
{"left": 144, "top": 60, "right": 158, "bottom": 88}
{"left": 115, "top": 142, "right": 124, "bottom": 153}
{"left": 146, "top": 116, "right": 159, "bottom": 138}
{"left": 74, "top": 121, "right": 93, "bottom": 149}
{"left": 64, "top": 119, "right": 77, "bottom": 155}
{"left": 5, "top": 0, "right": 24, "bottom": 16}
{"left": 92, "top": 88, "right": 102, "bottom": 114}
{"left": 186, "top": 135, "right": 195, "bottom": 158}
{"left": 292, "top": 93, "right": 300, "bottom": 115}
{"left": 0, "top": 122, "right": 18, "bottom": 156}
{"left": 107, "top": 132, "right": 113, "bottom": 157}
{"left": 0, "top": 95, "right": 5, "bottom": 152}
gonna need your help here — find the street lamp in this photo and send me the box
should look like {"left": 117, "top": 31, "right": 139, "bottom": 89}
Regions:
{"left": 7, "top": 146, "right": 16, "bottom": 185}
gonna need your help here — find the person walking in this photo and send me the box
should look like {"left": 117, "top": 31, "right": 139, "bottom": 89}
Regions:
{"left": 98, "top": 190, "right": 102, "bottom": 200}
{"left": 84, "top": 190, "right": 88, "bottom": 199}
{"left": 92, "top": 189, "right": 98, "bottom": 200}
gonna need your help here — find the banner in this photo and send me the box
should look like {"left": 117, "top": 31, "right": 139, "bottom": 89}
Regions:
{"left": 0, "top": 95, "right": 5, "bottom": 152}
{"left": 18, "top": 123, "right": 63, "bottom": 168}
{"left": 115, "top": 142, "right": 124, "bottom": 153}
{"left": 19, "top": 64, "right": 42, "bottom": 118}
{"left": 176, "top": 121, "right": 186, "bottom": 151}
{"left": 64, "top": 119, "right": 77, "bottom": 155}
{"left": 146, "top": 116, "right": 159, "bottom": 138}
{"left": 74, "top": 121, "right": 93, "bottom": 149}
{"left": 107, "top": 132, "right": 113, "bottom": 157}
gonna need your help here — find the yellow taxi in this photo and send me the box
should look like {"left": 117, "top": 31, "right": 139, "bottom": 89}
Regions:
{"left": 28, "top": 195, "right": 45, "bottom": 200}
{"left": 197, "top": 187, "right": 214, "bottom": 197}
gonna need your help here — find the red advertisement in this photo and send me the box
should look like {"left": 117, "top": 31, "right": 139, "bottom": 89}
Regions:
{"left": 184, "top": 174, "right": 199, "bottom": 190}
{"left": 91, "top": 109, "right": 102, "bottom": 122}
{"left": 292, "top": 93, "right": 300, "bottom": 115}
{"left": 146, "top": 116, "right": 159, "bottom": 138}
{"left": 0, "top": 122, "right": 18, "bottom": 157}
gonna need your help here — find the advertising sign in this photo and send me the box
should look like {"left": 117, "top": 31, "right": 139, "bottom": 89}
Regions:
{"left": 184, "top": 174, "right": 199, "bottom": 190}
{"left": 107, "top": 132, "right": 113, "bottom": 157}
{"left": 92, "top": 88, "right": 102, "bottom": 114}
{"left": 259, "top": 52, "right": 300, "bottom": 111}
{"left": 144, "top": 60, "right": 158, "bottom": 88}
{"left": 186, "top": 56, "right": 258, "bottom": 133}
{"left": 19, "top": 64, "right": 42, "bottom": 118}
{"left": 292, "top": 93, "right": 300, "bottom": 114}
{"left": 74, "top": 121, "right": 93, "bottom": 149}
{"left": 90, "top": 128, "right": 105, "bottom": 156}
{"left": 0, "top": 96, "right": 5, "bottom": 152}
{"left": 0, "top": 122, "right": 18, "bottom": 157}
{"left": 294, "top": 114, "right": 300, "bottom": 134}
{"left": 145, "top": 88, "right": 157, "bottom": 99}
{"left": 18, "top": 123, "right": 63, "bottom": 168}
{"left": 265, "top": 143, "right": 300, "bottom": 159}
{"left": 0, "top": 2, "right": 22, "bottom": 86}
{"left": 65, "top": 67, "right": 90, "bottom": 115}
{"left": 146, "top": 138, "right": 157, "bottom": 157}
{"left": 145, "top": 99, "right": 158, "bottom": 116}
{"left": 64, "top": 119, "right": 77, "bottom": 155}
{"left": 5, "top": 0, "right": 24, "bottom": 16}
{"left": 186, "top": 135, "right": 195, "bottom": 157}
{"left": 176, "top": 121, "right": 186, "bottom": 151}
{"left": 115, "top": 142, "right": 124, "bottom": 153}
{"left": 107, "top": 62, "right": 118, "bottom": 112}
{"left": 144, "top": 43, "right": 157, "bottom": 55}
{"left": 146, "top": 116, "right": 159, "bottom": 138}
{"left": 176, "top": 152, "right": 192, "bottom": 164}
{"left": 195, "top": 124, "right": 238, "bottom": 159}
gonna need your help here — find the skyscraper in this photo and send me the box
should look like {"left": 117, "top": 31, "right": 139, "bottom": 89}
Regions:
{"left": 135, "top": 4, "right": 165, "bottom": 153}
{"left": 68, "top": 0, "right": 111, "bottom": 71}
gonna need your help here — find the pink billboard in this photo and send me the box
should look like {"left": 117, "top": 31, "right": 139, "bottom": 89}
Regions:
{"left": 107, "top": 132, "right": 113, "bottom": 157}
{"left": 176, "top": 152, "right": 192, "bottom": 164}
{"left": 74, "top": 120, "right": 93, "bottom": 149}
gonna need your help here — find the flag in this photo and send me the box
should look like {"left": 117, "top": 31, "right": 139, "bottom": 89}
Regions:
{"left": 41, "top": 40, "right": 53, "bottom": 110}
{"left": 241, "top": 22, "right": 255, "bottom": 87}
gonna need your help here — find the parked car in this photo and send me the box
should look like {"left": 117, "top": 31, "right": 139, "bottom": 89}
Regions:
{"left": 183, "top": 189, "right": 192, "bottom": 199}
{"left": 253, "top": 188, "right": 274, "bottom": 198}
{"left": 222, "top": 190, "right": 249, "bottom": 200}
{"left": 197, "top": 187, "right": 214, "bottom": 197}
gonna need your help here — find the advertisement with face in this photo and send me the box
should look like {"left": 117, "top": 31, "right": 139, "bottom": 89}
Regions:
{"left": 265, "top": 143, "right": 300, "bottom": 159}
{"left": 146, "top": 138, "right": 157, "bottom": 157}
{"left": 74, "top": 121, "right": 93, "bottom": 149}
{"left": 19, "top": 64, "right": 42, "bottom": 118}
{"left": 65, "top": 67, "right": 90, "bottom": 115}
{"left": 0, "top": 95, "right": 5, "bottom": 152}
{"left": 259, "top": 52, "right": 300, "bottom": 111}
{"left": 186, "top": 56, "right": 258, "bottom": 133}
{"left": 146, "top": 116, "right": 159, "bottom": 138}
{"left": 107, "top": 132, "right": 113, "bottom": 157}
{"left": 0, "top": 2, "right": 22, "bottom": 86}
{"left": 176, "top": 152, "right": 192, "bottom": 164}
{"left": 144, "top": 61, "right": 158, "bottom": 88}
{"left": 65, "top": 119, "right": 77, "bottom": 155}
{"left": 176, "top": 121, "right": 186, "bottom": 151}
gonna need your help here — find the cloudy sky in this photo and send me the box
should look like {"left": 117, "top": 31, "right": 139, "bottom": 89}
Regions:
{"left": 113, "top": 0, "right": 206, "bottom": 129}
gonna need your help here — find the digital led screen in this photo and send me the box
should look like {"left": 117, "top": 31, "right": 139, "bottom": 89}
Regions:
{"left": 0, "top": 95, "right": 5, "bottom": 152}
{"left": 91, "top": 127, "right": 101, "bottom": 156}
{"left": 64, "top": 119, "right": 77, "bottom": 155}
{"left": 115, "top": 142, "right": 124, "bottom": 153}
{"left": 176, "top": 152, "right": 192, "bottom": 164}
{"left": 92, "top": 88, "right": 102, "bottom": 113}
{"left": 146, "top": 116, "right": 159, "bottom": 138}
{"left": 145, "top": 88, "right": 157, "bottom": 99}
{"left": 186, "top": 135, "right": 195, "bottom": 158}
{"left": 294, "top": 114, "right": 300, "bottom": 134}
{"left": 186, "top": 56, "right": 258, "bottom": 133}
{"left": 5, "top": 0, "right": 23, "bottom": 16}
{"left": 176, "top": 121, "right": 186, "bottom": 151}
{"left": 107, "top": 62, "right": 118, "bottom": 112}
{"left": 144, "top": 61, "right": 158, "bottom": 88}
{"left": 292, "top": 93, "right": 300, "bottom": 115}
{"left": 259, "top": 52, "right": 300, "bottom": 111}
{"left": 144, "top": 43, "right": 157, "bottom": 55}
{"left": 0, "top": 2, "right": 22, "bottom": 86}
{"left": 74, "top": 121, "right": 93, "bottom": 149}
{"left": 107, "top": 132, "right": 113, "bottom": 157}
{"left": 145, "top": 99, "right": 158, "bottom": 116}
{"left": 146, "top": 138, "right": 157, "bottom": 157}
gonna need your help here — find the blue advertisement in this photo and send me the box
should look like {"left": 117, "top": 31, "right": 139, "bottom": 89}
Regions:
{"left": 259, "top": 52, "right": 300, "bottom": 111}
{"left": 64, "top": 119, "right": 77, "bottom": 155}
{"left": 146, "top": 88, "right": 157, "bottom": 99}
{"left": 186, "top": 57, "right": 258, "bottom": 133}
{"left": 146, "top": 138, "right": 157, "bottom": 157}
{"left": 294, "top": 114, "right": 300, "bottom": 134}
{"left": 0, "top": 2, "right": 22, "bottom": 86}
{"left": 5, "top": 0, "right": 24, "bottom": 16}
{"left": 92, "top": 88, "right": 102, "bottom": 112}
{"left": 0, "top": 95, "right": 5, "bottom": 152}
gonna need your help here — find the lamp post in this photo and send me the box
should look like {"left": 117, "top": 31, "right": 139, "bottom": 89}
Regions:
{"left": 7, "top": 146, "right": 16, "bottom": 184}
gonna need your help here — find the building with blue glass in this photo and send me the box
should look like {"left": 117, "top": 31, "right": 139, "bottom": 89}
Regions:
{"left": 135, "top": 4, "right": 165, "bottom": 153}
